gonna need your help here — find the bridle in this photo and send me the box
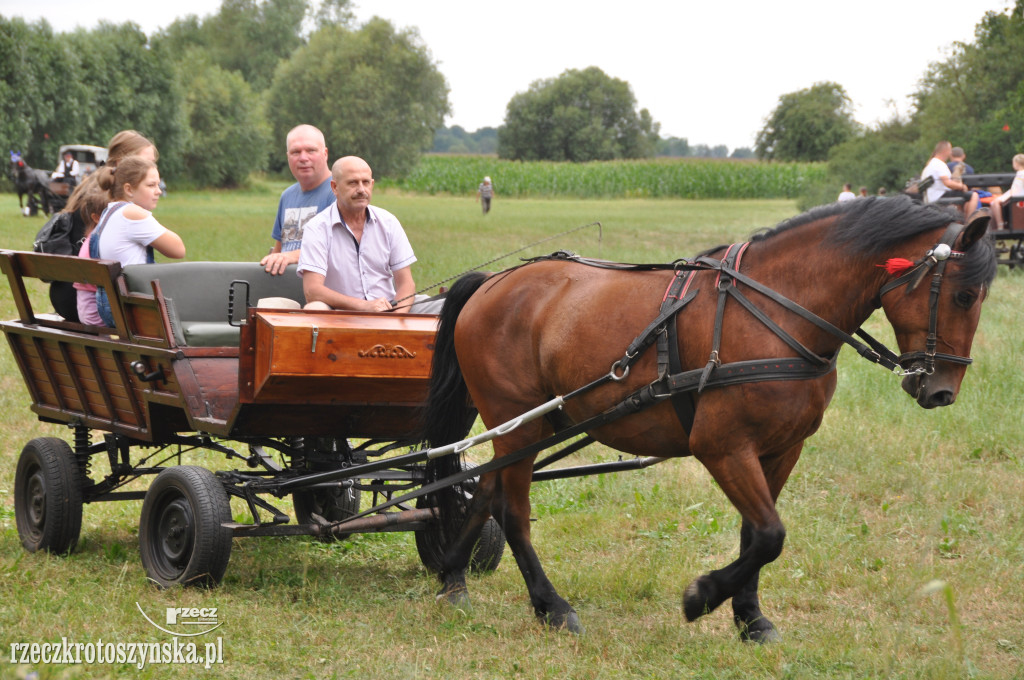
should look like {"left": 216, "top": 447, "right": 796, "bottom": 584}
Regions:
{"left": 875, "top": 221, "right": 974, "bottom": 377}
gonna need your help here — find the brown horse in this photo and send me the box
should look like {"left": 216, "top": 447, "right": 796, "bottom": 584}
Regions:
{"left": 422, "top": 196, "right": 996, "bottom": 641}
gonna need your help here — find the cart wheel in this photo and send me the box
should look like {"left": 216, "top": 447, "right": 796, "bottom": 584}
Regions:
{"left": 139, "top": 466, "right": 232, "bottom": 588}
{"left": 415, "top": 460, "right": 505, "bottom": 573}
{"left": 14, "top": 437, "right": 84, "bottom": 555}
{"left": 292, "top": 485, "right": 361, "bottom": 542}
{"left": 1009, "top": 241, "right": 1024, "bottom": 269}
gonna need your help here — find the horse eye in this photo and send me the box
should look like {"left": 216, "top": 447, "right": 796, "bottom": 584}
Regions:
{"left": 953, "top": 290, "right": 976, "bottom": 309}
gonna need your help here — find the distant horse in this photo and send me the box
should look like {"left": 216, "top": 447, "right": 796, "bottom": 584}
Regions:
{"left": 423, "top": 196, "right": 996, "bottom": 641}
{"left": 9, "top": 151, "right": 55, "bottom": 215}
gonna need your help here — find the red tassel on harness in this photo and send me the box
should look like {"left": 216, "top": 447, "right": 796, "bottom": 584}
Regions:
{"left": 879, "top": 258, "right": 915, "bottom": 275}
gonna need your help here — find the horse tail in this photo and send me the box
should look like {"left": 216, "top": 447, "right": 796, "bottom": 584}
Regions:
{"left": 421, "top": 271, "right": 491, "bottom": 448}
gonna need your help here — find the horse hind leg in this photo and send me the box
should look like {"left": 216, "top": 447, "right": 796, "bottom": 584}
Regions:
{"left": 437, "top": 453, "right": 583, "bottom": 634}
{"left": 493, "top": 450, "right": 582, "bottom": 633}
{"left": 436, "top": 471, "right": 497, "bottom": 609}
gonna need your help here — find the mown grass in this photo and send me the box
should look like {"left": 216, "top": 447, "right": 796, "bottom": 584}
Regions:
{"left": 0, "top": 187, "right": 1022, "bottom": 679}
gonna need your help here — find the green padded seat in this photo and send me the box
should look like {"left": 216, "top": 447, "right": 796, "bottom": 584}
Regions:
{"left": 122, "top": 262, "right": 305, "bottom": 347}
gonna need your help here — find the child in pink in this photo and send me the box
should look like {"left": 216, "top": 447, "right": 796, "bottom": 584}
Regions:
{"left": 74, "top": 234, "right": 102, "bottom": 325}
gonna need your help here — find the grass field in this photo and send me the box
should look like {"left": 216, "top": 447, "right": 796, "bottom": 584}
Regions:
{"left": 0, "top": 185, "right": 1022, "bottom": 679}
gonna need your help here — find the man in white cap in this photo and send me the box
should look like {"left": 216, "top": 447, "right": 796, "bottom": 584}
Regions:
{"left": 477, "top": 175, "right": 494, "bottom": 215}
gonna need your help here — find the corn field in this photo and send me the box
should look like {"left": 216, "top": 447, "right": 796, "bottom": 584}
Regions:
{"left": 384, "top": 155, "right": 828, "bottom": 199}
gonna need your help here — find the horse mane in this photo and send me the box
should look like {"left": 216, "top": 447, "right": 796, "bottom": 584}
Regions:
{"left": 752, "top": 196, "right": 996, "bottom": 288}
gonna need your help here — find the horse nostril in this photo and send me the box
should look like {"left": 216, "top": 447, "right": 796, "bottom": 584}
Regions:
{"left": 925, "top": 390, "right": 955, "bottom": 408}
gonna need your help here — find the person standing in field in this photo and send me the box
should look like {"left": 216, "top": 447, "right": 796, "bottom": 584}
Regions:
{"left": 260, "top": 124, "right": 334, "bottom": 275}
{"left": 477, "top": 176, "right": 494, "bottom": 215}
{"left": 837, "top": 183, "right": 855, "bottom": 202}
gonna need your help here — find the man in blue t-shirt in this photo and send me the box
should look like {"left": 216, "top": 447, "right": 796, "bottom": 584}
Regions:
{"left": 260, "top": 124, "right": 335, "bottom": 275}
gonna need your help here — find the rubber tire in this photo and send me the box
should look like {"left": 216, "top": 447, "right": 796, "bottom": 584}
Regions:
{"left": 414, "top": 461, "right": 505, "bottom": 573}
{"left": 139, "top": 466, "right": 232, "bottom": 588}
{"left": 14, "top": 437, "right": 84, "bottom": 555}
{"left": 292, "top": 485, "right": 361, "bottom": 542}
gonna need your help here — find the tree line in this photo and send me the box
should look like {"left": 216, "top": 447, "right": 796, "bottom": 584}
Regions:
{"left": 757, "top": 3, "right": 1024, "bottom": 206}
{"left": 3, "top": 0, "right": 1022, "bottom": 191}
{"left": 0, "top": 0, "right": 446, "bottom": 187}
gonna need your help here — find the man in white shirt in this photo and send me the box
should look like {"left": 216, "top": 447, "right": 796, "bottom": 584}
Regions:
{"left": 51, "top": 150, "right": 81, "bottom": 187}
{"left": 921, "top": 141, "right": 978, "bottom": 215}
{"left": 297, "top": 156, "right": 441, "bottom": 314}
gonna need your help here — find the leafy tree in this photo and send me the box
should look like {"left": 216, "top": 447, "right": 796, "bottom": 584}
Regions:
{"left": 66, "top": 22, "right": 188, "bottom": 178}
{"left": 756, "top": 81, "right": 858, "bottom": 162}
{"left": 176, "top": 51, "right": 271, "bottom": 187}
{"left": 656, "top": 137, "right": 690, "bottom": 157}
{"left": 730, "top": 147, "right": 755, "bottom": 159}
{"left": 432, "top": 125, "right": 497, "bottom": 154}
{"left": 498, "top": 66, "right": 659, "bottom": 162}
{"left": 912, "top": 2, "right": 1024, "bottom": 170}
{"left": 154, "top": 0, "right": 354, "bottom": 92}
{"left": 265, "top": 19, "right": 449, "bottom": 178}
{"left": 0, "top": 18, "right": 186, "bottom": 175}
{"left": 794, "top": 117, "right": 926, "bottom": 211}
{"left": 310, "top": 0, "right": 355, "bottom": 32}
{"left": 0, "top": 17, "right": 85, "bottom": 167}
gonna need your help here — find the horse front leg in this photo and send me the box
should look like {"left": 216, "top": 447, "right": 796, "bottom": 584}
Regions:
{"left": 683, "top": 446, "right": 786, "bottom": 631}
{"left": 730, "top": 445, "right": 802, "bottom": 643}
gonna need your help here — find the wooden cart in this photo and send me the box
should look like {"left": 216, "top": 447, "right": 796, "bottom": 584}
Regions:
{"left": 1, "top": 251, "right": 503, "bottom": 587}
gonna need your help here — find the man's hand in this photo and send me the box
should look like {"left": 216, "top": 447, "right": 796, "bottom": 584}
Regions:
{"left": 363, "top": 298, "right": 393, "bottom": 312}
{"left": 260, "top": 250, "right": 297, "bottom": 276}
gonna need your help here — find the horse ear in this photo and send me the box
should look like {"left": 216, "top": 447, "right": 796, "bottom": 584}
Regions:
{"left": 959, "top": 209, "right": 991, "bottom": 251}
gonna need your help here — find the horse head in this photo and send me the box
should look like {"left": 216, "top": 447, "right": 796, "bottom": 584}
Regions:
{"left": 877, "top": 210, "right": 995, "bottom": 408}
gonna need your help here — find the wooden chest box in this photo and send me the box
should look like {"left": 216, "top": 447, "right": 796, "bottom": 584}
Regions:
{"left": 241, "top": 310, "right": 438, "bottom": 406}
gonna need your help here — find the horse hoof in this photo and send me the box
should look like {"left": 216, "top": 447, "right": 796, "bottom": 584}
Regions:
{"left": 683, "top": 577, "right": 716, "bottom": 622}
{"left": 436, "top": 587, "right": 471, "bottom": 611}
{"left": 739, "top": 623, "right": 781, "bottom": 644}
{"left": 540, "top": 610, "right": 584, "bottom": 635}
{"left": 564, "top": 611, "right": 585, "bottom": 635}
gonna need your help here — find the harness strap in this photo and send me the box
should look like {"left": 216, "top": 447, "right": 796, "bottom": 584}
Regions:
{"left": 658, "top": 271, "right": 698, "bottom": 433}
{"left": 616, "top": 274, "right": 698, "bottom": 371}
{"left": 695, "top": 253, "right": 905, "bottom": 372}
{"left": 699, "top": 243, "right": 747, "bottom": 391}
{"left": 325, "top": 347, "right": 837, "bottom": 531}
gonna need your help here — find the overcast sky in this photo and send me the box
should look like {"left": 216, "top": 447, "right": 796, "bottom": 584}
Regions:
{"left": 2, "top": 0, "right": 1014, "bottom": 151}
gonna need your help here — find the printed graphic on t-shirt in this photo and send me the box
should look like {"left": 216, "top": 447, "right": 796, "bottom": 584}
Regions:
{"left": 281, "top": 206, "right": 321, "bottom": 246}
